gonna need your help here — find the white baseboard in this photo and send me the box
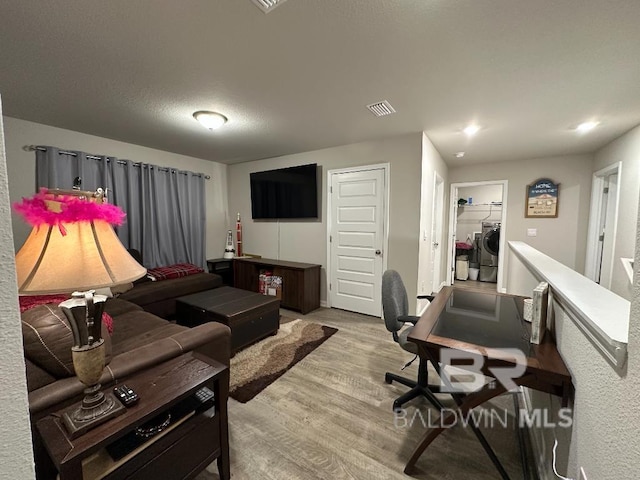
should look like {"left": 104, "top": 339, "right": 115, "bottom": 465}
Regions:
{"left": 320, "top": 300, "right": 328, "bottom": 308}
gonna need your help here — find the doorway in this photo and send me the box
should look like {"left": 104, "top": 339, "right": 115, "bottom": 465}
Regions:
{"left": 326, "top": 164, "right": 389, "bottom": 317}
{"left": 447, "top": 181, "right": 508, "bottom": 292}
{"left": 585, "top": 163, "right": 621, "bottom": 288}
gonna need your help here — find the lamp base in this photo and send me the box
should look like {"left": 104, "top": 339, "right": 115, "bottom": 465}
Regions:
{"left": 62, "top": 385, "right": 126, "bottom": 439}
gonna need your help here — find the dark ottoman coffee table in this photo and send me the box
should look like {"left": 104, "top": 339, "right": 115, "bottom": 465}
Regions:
{"left": 176, "top": 287, "right": 280, "bottom": 355}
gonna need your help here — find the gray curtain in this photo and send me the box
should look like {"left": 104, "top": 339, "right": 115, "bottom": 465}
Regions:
{"left": 35, "top": 146, "right": 206, "bottom": 268}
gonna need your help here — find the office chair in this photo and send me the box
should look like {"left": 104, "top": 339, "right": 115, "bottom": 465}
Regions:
{"left": 382, "top": 270, "right": 443, "bottom": 412}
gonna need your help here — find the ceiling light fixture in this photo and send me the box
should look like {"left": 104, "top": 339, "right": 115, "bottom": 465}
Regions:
{"left": 463, "top": 125, "right": 481, "bottom": 136}
{"left": 575, "top": 121, "right": 600, "bottom": 133}
{"left": 455, "top": 152, "right": 465, "bottom": 158}
{"left": 193, "top": 111, "right": 228, "bottom": 130}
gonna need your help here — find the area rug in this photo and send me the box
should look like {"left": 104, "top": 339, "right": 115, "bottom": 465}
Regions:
{"left": 230, "top": 319, "right": 338, "bottom": 403}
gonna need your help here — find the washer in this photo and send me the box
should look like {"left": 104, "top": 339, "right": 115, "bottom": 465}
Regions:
{"left": 480, "top": 222, "right": 500, "bottom": 282}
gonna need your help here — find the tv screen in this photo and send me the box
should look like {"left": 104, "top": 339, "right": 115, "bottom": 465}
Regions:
{"left": 250, "top": 164, "right": 318, "bottom": 219}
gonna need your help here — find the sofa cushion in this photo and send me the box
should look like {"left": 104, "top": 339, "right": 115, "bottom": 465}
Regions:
{"left": 147, "top": 263, "right": 204, "bottom": 281}
{"left": 119, "top": 273, "right": 221, "bottom": 308}
{"left": 25, "top": 358, "right": 56, "bottom": 392}
{"left": 110, "top": 310, "right": 186, "bottom": 356}
{"left": 104, "top": 298, "right": 143, "bottom": 317}
{"left": 28, "top": 321, "right": 231, "bottom": 416}
{"left": 22, "top": 304, "right": 112, "bottom": 378}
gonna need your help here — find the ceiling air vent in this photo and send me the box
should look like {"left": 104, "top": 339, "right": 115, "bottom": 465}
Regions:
{"left": 367, "top": 100, "right": 396, "bottom": 117}
{"left": 251, "top": 0, "right": 288, "bottom": 13}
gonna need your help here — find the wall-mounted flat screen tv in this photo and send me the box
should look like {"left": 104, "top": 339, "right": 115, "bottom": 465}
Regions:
{"left": 250, "top": 163, "right": 318, "bottom": 219}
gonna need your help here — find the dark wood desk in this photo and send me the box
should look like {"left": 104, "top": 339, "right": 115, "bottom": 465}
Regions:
{"left": 405, "top": 287, "right": 571, "bottom": 476}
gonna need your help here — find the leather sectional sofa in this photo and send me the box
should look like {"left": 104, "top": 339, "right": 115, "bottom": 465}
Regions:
{"left": 25, "top": 272, "right": 228, "bottom": 418}
{"left": 22, "top": 272, "right": 229, "bottom": 478}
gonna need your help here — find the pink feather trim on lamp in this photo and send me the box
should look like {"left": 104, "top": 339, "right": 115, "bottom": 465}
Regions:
{"left": 13, "top": 188, "right": 126, "bottom": 230}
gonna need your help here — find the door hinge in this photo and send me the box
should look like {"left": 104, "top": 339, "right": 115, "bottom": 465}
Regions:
{"left": 329, "top": 283, "right": 332, "bottom": 290}
{"left": 329, "top": 235, "right": 332, "bottom": 242}
{"left": 599, "top": 234, "right": 605, "bottom": 241}
{"left": 603, "top": 187, "right": 609, "bottom": 194}
{"left": 330, "top": 186, "right": 333, "bottom": 193}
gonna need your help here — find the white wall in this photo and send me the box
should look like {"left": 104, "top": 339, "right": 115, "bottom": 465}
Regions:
{"left": 0, "top": 103, "right": 36, "bottom": 478}
{"left": 227, "top": 133, "right": 424, "bottom": 313}
{"left": 417, "top": 133, "right": 449, "bottom": 300}
{"left": 4, "top": 117, "right": 229, "bottom": 259}
{"left": 592, "top": 124, "right": 640, "bottom": 300}
{"left": 455, "top": 184, "right": 503, "bottom": 245}
{"left": 449, "top": 154, "right": 593, "bottom": 276}
{"left": 508, "top": 245, "right": 640, "bottom": 480}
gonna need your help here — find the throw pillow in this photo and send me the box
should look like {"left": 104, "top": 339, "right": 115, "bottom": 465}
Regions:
{"left": 146, "top": 263, "right": 204, "bottom": 281}
{"left": 22, "top": 304, "right": 113, "bottom": 379}
{"left": 19, "top": 294, "right": 70, "bottom": 313}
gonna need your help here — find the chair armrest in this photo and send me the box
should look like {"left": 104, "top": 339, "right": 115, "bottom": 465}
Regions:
{"left": 417, "top": 295, "right": 435, "bottom": 302}
{"left": 398, "top": 315, "right": 421, "bottom": 325}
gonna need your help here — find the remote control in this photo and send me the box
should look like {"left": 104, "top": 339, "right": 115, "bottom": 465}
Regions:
{"left": 194, "top": 386, "right": 215, "bottom": 404}
{"left": 114, "top": 384, "right": 139, "bottom": 406}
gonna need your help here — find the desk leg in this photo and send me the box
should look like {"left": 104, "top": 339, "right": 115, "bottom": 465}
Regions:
{"left": 404, "top": 380, "right": 509, "bottom": 475}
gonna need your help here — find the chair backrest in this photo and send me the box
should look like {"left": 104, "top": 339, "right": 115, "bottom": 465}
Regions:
{"left": 382, "top": 270, "right": 409, "bottom": 334}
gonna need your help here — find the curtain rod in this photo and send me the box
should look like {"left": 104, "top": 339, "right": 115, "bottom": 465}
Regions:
{"left": 24, "top": 145, "right": 211, "bottom": 180}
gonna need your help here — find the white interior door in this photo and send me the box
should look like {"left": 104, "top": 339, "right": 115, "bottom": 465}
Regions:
{"left": 430, "top": 173, "right": 444, "bottom": 292}
{"left": 329, "top": 167, "right": 386, "bottom": 316}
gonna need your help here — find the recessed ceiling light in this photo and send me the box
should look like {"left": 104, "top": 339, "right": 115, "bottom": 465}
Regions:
{"left": 455, "top": 152, "right": 465, "bottom": 158}
{"left": 193, "top": 111, "right": 228, "bottom": 130}
{"left": 463, "top": 125, "right": 481, "bottom": 136}
{"left": 575, "top": 121, "right": 600, "bottom": 133}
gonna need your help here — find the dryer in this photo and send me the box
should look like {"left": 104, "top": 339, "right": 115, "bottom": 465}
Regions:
{"left": 480, "top": 222, "right": 500, "bottom": 282}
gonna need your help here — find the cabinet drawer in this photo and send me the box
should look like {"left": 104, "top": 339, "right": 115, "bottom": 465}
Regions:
{"left": 124, "top": 412, "right": 220, "bottom": 480}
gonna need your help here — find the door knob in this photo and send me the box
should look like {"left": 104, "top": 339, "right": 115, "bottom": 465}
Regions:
{"left": 375, "top": 250, "right": 382, "bottom": 255}
{"left": 433, "top": 242, "right": 439, "bottom": 247}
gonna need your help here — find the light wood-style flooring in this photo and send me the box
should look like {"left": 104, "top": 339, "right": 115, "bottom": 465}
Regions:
{"left": 197, "top": 306, "right": 531, "bottom": 480}
{"left": 453, "top": 279, "right": 499, "bottom": 293}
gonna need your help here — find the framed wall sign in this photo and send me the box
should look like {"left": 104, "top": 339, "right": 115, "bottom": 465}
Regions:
{"left": 525, "top": 178, "right": 559, "bottom": 218}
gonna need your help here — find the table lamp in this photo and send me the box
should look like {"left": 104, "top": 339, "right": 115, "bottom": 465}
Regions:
{"left": 14, "top": 187, "right": 146, "bottom": 438}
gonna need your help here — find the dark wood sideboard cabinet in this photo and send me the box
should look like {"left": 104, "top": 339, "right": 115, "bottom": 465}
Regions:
{"left": 36, "top": 353, "right": 230, "bottom": 480}
{"left": 233, "top": 257, "right": 321, "bottom": 314}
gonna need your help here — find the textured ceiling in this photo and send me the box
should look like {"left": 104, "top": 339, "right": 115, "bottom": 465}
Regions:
{"left": 1, "top": 0, "right": 639, "bottom": 166}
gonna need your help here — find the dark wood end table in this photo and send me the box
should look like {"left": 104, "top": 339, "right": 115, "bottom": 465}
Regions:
{"left": 36, "top": 353, "right": 230, "bottom": 480}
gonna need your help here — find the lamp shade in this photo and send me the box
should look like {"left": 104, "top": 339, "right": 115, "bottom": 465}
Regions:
{"left": 14, "top": 189, "right": 146, "bottom": 295}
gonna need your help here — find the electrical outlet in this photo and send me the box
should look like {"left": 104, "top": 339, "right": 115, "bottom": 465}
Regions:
{"left": 579, "top": 466, "right": 588, "bottom": 480}
{"left": 527, "top": 228, "right": 537, "bottom": 237}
